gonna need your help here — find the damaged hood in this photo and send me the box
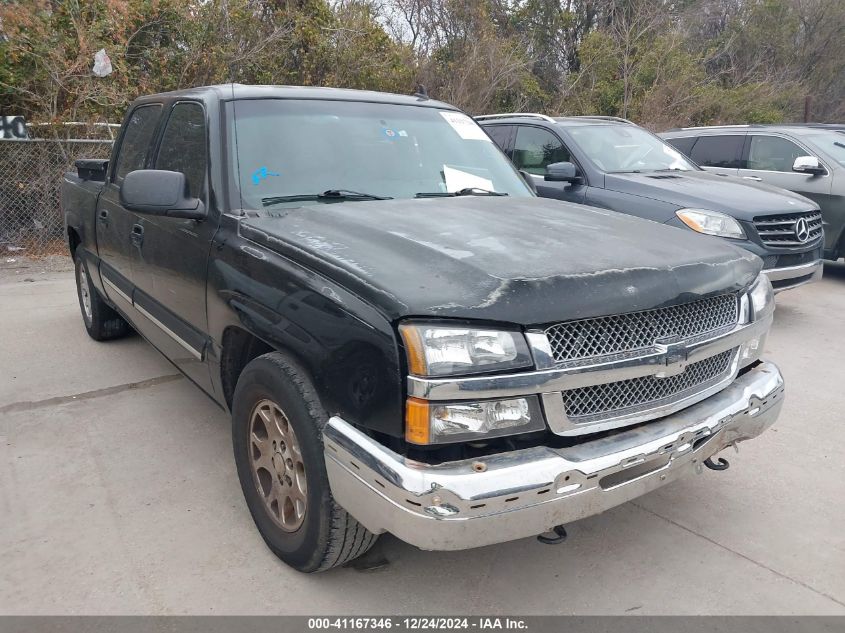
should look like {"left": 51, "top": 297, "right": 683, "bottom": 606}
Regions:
{"left": 240, "top": 197, "right": 761, "bottom": 325}
{"left": 604, "top": 170, "right": 819, "bottom": 220}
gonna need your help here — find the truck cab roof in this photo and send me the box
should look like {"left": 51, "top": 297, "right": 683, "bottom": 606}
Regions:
{"left": 132, "top": 84, "right": 458, "bottom": 111}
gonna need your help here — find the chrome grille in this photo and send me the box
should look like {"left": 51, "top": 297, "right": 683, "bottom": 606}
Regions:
{"left": 545, "top": 294, "right": 739, "bottom": 364}
{"left": 753, "top": 210, "right": 823, "bottom": 247}
{"left": 561, "top": 349, "right": 735, "bottom": 422}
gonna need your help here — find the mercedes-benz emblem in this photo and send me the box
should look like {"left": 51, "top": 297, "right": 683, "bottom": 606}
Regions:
{"left": 794, "top": 217, "right": 811, "bottom": 243}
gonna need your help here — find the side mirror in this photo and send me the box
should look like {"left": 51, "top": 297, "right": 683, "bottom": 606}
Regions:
{"left": 120, "top": 170, "right": 206, "bottom": 220}
{"left": 544, "top": 161, "right": 579, "bottom": 183}
{"left": 792, "top": 156, "right": 825, "bottom": 176}
{"left": 75, "top": 158, "right": 108, "bottom": 182}
{"left": 519, "top": 170, "right": 538, "bottom": 194}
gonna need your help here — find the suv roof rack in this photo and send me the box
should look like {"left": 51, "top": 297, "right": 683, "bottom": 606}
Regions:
{"left": 568, "top": 115, "right": 634, "bottom": 125}
{"left": 671, "top": 123, "right": 845, "bottom": 131}
{"left": 673, "top": 124, "right": 750, "bottom": 131}
{"left": 474, "top": 113, "right": 556, "bottom": 123}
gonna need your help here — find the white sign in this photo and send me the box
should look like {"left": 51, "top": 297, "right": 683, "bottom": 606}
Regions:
{"left": 440, "top": 112, "right": 491, "bottom": 141}
{"left": 443, "top": 165, "right": 494, "bottom": 192}
{"left": 1, "top": 116, "right": 27, "bottom": 140}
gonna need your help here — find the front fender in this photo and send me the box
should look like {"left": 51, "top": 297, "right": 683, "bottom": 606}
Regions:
{"left": 206, "top": 224, "right": 405, "bottom": 438}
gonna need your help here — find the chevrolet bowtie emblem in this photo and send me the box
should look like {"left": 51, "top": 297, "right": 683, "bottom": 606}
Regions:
{"left": 654, "top": 337, "right": 689, "bottom": 378}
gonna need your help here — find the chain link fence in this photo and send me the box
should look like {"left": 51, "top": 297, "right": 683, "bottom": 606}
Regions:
{"left": 1, "top": 125, "right": 115, "bottom": 273}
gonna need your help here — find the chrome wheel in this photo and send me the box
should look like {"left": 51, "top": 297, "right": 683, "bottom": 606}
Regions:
{"left": 249, "top": 399, "right": 307, "bottom": 532}
{"left": 77, "top": 260, "right": 92, "bottom": 322}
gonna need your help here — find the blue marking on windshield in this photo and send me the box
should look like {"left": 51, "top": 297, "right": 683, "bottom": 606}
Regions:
{"left": 251, "top": 166, "right": 280, "bottom": 185}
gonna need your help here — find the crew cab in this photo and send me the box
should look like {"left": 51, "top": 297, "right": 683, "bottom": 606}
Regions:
{"left": 477, "top": 114, "right": 824, "bottom": 292}
{"left": 62, "top": 85, "right": 784, "bottom": 572}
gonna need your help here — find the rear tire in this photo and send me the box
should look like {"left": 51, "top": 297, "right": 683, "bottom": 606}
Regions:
{"left": 232, "top": 351, "right": 378, "bottom": 572}
{"left": 74, "top": 246, "right": 130, "bottom": 341}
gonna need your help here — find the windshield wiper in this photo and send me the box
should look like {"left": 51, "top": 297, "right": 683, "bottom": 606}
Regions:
{"left": 415, "top": 187, "right": 508, "bottom": 198}
{"left": 262, "top": 189, "right": 392, "bottom": 206}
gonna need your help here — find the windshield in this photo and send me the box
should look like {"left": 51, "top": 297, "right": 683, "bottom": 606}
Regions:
{"left": 567, "top": 125, "right": 696, "bottom": 173}
{"left": 229, "top": 99, "right": 532, "bottom": 208}
{"left": 805, "top": 132, "right": 845, "bottom": 167}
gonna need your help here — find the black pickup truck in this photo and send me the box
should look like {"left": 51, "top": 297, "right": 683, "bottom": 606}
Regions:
{"left": 62, "top": 85, "right": 784, "bottom": 572}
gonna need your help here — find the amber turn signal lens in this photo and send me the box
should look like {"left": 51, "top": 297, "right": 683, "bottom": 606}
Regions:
{"left": 676, "top": 213, "right": 703, "bottom": 232}
{"left": 405, "top": 397, "right": 430, "bottom": 445}
{"left": 398, "top": 324, "right": 427, "bottom": 376}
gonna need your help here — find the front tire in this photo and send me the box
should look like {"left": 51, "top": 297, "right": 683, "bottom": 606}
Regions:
{"left": 74, "top": 246, "right": 130, "bottom": 341}
{"left": 232, "top": 352, "right": 377, "bottom": 572}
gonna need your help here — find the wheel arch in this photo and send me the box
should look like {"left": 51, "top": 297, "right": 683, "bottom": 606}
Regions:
{"left": 68, "top": 226, "right": 82, "bottom": 259}
{"left": 836, "top": 224, "right": 845, "bottom": 260}
{"left": 220, "top": 325, "right": 276, "bottom": 410}
{"left": 217, "top": 321, "right": 399, "bottom": 439}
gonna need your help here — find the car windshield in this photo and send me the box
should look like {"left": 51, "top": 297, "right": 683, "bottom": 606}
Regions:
{"left": 229, "top": 99, "right": 533, "bottom": 208}
{"left": 567, "top": 125, "right": 696, "bottom": 173}
{"left": 805, "top": 131, "right": 845, "bottom": 167}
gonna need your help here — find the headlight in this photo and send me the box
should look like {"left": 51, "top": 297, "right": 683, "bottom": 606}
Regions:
{"left": 748, "top": 273, "right": 775, "bottom": 320}
{"left": 399, "top": 322, "right": 533, "bottom": 377}
{"left": 406, "top": 396, "right": 545, "bottom": 444}
{"left": 740, "top": 274, "right": 774, "bottom": 367}
{"left": 676, "top": 208, "right": 746, "bottom": 239}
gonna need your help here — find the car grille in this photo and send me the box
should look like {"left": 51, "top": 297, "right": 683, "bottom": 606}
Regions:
{"left": 545, "top": 294, "right": 739, "bottom": 364}
{"left": 561, "top": 349, "right": 735, "bottom": 422}
{"left": 754, "top": 210, "right": 823, "bottom": 247}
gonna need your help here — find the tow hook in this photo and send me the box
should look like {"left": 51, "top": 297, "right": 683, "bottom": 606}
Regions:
{"left": 703, "top": 456, "right": 730, "bottom": 471}
{"left": 537, "top": 524, "right": 568, "bottom": 545}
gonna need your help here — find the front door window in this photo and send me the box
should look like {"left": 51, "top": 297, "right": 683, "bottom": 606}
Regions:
{"left": 746, "top": 135, "right": 806, "bottom": 172}
{"left": 512, "top": 126, "right": 570, "bottom": 175}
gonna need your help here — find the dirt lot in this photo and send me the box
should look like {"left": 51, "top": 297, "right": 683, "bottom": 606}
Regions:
{"left": 2, "top": 263, "right": 844, "bottom": 615}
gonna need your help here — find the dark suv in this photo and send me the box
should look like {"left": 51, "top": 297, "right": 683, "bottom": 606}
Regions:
{"left": 477, "top": 114, "right": 823, "bottom": 292}
{"left": 660, "top": 124, "right": 845, "bottom": 262}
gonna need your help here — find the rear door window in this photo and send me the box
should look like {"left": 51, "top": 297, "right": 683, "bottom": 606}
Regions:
{"left": 746, "top": 135, "right": 806, "bottom": 172}
{"left": 512, "top": 126, "right": 570, "bottom": 175}
{"left": 113, "top": 104, "right": 162, "bottom": 182}
{"left": 689, "top": 135, "right": 744, "bottom": 168}
{"left": 485, "top": 125, "right": 513, "bottom": 153}
{"left": 154, "top": 102, "right": 208, "bottom": 198}
{"left": 665, "top": 136, "right": 696, "bottom": 156}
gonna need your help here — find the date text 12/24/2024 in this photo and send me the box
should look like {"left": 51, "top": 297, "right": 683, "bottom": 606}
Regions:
{"left": 307, "top": 618, "right": 528, "bottom": 630}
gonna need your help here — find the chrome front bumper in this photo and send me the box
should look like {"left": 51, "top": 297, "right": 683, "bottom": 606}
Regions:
{"left": 323, "top": 361, "right": 784, "bottom": 551}
{"left": 763, "top": 259, "right": 823, "bottom": 293}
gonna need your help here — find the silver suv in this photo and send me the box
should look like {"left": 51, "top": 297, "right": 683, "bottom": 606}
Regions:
{"left": 660, "top": 124, "right": 845, "bottom": 262}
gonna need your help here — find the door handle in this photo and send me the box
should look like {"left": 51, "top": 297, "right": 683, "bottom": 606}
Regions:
{"left": 130, "top": 223, "right": 144, "bottom": 247}
{"left": 97, "top": 209, "right": 109, "bottom": 226}
{"left": 742, "top": 176, "right": 763, "bottom": 181}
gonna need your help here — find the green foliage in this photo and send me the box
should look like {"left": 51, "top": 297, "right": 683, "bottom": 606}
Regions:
{"left": 0, "top": 0, "right": 414, "bottom": 122}
{"left": 0, "top": 0, "right": 841, "bottom": 127}
{"left": 568, "top": 31, "right": 623, "bottom": 115}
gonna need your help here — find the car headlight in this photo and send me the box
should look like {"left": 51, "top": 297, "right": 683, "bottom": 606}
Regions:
{"left": 676, "top": 208, "right": 746, "bottom": 239}
{"left": 399, "top": 322, "right": 533, "bottom": 377}
{"left": 748, "top": 273, "right": 774, "bottom": 321}
{"left": 406, "top": 396, "right": 545, "bottom": 444}
{"left": 740, "top": 274, "right": 774, "bottom": 367}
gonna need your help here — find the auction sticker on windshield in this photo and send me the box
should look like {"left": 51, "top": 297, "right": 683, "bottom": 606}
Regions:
{"left": 443, "top": 165, "right": 494, "bottom": 192}
{"left": 440, "top": 111, "right": 490, "bottom": 141}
